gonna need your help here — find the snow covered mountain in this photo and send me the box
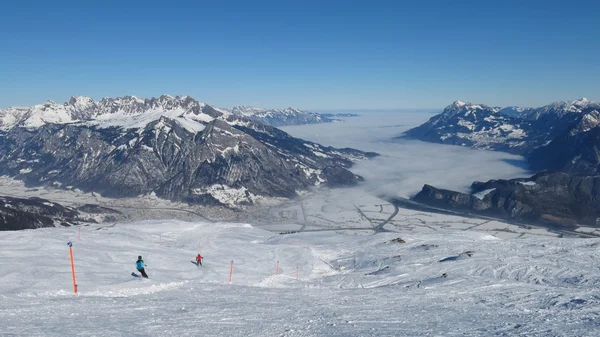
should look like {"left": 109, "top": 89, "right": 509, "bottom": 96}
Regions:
{"left": 228, "top": 106, "right": 335, "bottom": 126}
{"left": 0, "top": 95, "right": 222, "bottom": 131}
{"left": 402, "top": 100, "right": 534, "bottom": 153}
{"left": 403, "top": 98, "right": 600, "bottom": 174}
{"left": 0, "top": 95, "right": 377, "bottom": 206}
{"left": 525, "top": 97, "right": 597, "bottom": 121}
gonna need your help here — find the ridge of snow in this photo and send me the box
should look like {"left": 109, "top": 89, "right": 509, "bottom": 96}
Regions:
{"left": 229, "top": 106, "right": 312, "bottom": 118}
{"left": 0, "top": 95, "right": 213, "bottom": 131}
{"left": 473, "top": 188, "right": 495, "bottom": 200}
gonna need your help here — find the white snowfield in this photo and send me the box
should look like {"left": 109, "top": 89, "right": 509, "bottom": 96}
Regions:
{"left": 1, "top": 221, "right": 600, "bottom": 336}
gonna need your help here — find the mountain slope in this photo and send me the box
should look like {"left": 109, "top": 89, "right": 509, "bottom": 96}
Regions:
{"left": 1, "top": 220, "right": 599, "bottom": 336}
{"left": 528, "top": 122, "right": 600, "bottom": 175}
{"left": 403, "top": 98, "right": 600, "bottom": 174}
{"left": 0, "top": 95, "right": 377, "bottom": 206}
{"left": 0, "top": 195, "right": 123, "bottom": 230}
{"left": 0, "top": 195, "right": 81, "bottom": 230}
{"left": 403, "top": 101, "right": 533, "bottom": 153}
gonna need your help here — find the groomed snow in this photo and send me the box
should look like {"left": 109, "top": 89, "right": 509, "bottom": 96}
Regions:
{"left": 1, "top": 220, "right": 600, "bottom": 336}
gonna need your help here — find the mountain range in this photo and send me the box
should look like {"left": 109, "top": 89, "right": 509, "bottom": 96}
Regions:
{"left": 0, "top": 96, "right": 342, "bottom": 130}
{"left": 0, "top": 95, "right": 377, "bottom": 208}
{"left": 404, "top": 98, "right": 600, "bottom": 226}
{"left": 403, "top": 98, "right": 600, "bottom": 175}
{"left": 228, "top": 106, "right": 337, "bottom": 126}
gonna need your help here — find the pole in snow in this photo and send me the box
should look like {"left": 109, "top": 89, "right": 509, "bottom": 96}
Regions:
{"left": 67, "top": 241, "right": 77, "bottom": 294}
{"left": 78, "top": 227, "right": 81, "bottom": 240}
{"left": 296, "top": 266, "right": 299, "bottom": 280}
{"left": 228, "top": 260, "right": 234, "bottom": 284}
{"left": 276, "top": 260, "right": 279, "bottom": 275}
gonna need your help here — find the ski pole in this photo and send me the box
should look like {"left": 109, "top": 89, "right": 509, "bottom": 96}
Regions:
{"left": 67, "top": 241, "right": 77, "bottom": 294}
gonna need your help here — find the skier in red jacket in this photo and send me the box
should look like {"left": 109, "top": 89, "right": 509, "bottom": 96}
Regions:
{"left": 195, "top": 253, "right": 203, "bottom": 266}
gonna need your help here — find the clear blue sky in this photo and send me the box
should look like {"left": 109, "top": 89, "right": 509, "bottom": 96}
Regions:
{"left": 1, "top": 0, "right": 599, "bottom": 109}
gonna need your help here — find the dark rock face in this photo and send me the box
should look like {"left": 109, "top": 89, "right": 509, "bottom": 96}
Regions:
{"left": 414, "top": 173, "right": 600, "bottom": 227}
{"left": 0, "top": 102, "right": 376, "bottom": 206}
{"left": 0, "top": 196, "right": 82, "bottom": 231}
{"left": 403, "top": 99, "right": 600, "bottom": 175}
{"left": 320, "top": 166, "right": 364, "bottom": 187}
{"left": 528, "top": 124, "right": 600, "bottom": 175}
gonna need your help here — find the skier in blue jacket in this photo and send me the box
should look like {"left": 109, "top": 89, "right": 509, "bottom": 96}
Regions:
{"left": 136, "top": 256, "right": 148, "bottom": 278}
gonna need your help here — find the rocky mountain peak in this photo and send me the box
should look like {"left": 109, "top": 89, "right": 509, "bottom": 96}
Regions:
{"left": 404, "top": 97, "right": 600, "bottom": 175}
{"left": 68, "top": 96, "right": 95, "bottom": 107}
{"left": 0, "top": 95, "right": 377, "bottom": 206}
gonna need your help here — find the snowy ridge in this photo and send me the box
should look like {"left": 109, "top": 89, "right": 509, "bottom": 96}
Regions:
{"left": 526, "top": 97, "right": 597, "bottom": 120}
{"left": 0, "top": 95, "right": 223, "bottom": 132}
{"left": 228, "top": 105, "right": 334, "bottom": 126}
{"left": 403, "top": 100, "right": 531, "bottom": 152}
{"left": 0, "top": 96, "right": 339, "bottom": 132}
{"left": 403, "top": 97, "right": 600, "bottom": 160}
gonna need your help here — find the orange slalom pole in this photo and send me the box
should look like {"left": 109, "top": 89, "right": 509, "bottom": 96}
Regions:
{"left": 67, "top": 241, "right": 77, "bottom": 294}
{"left": 228, "top": 260, "right": 233, "bottom": 284}
{"left": 276, "top": 260, "right": 279, "bottom": 275}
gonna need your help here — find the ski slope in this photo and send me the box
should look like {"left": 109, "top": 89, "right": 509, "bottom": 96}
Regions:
{"left": 1, "top": 220, "right": 600, "bottom": 336}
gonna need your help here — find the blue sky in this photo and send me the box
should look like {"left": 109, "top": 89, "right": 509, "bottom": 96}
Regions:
{"left": 1, "top": 0, "right": 599, "bottom": 109}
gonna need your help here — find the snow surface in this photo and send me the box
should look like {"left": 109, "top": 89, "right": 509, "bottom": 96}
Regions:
{"left": 1, "top": 220, "right": 600, "bottom": 336}
{"left": 473, "top": 188, "right": 495, "bottom": 200}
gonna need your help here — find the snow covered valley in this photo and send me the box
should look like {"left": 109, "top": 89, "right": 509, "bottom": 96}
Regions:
{"left": 1, "top": 220, "right": 600, "bottom": 336}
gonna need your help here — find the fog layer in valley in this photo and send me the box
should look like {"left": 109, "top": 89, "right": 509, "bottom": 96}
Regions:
{"left": 281, "top": 111, "right": 531, "bottom": 198}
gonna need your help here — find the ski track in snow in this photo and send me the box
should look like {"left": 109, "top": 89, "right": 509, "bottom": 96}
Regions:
{"left": 1, "top": 220, "right": 600, "bottom": 336}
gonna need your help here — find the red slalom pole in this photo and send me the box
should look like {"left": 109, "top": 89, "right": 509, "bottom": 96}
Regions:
{"left": 228, "top": 260, "right": 234, "bottom": 284}
{"left": 67, "top": 241, "right": 77, "bottom": 294}
{"left": 276, "top": 260, "right": 279, "bottom": 275}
